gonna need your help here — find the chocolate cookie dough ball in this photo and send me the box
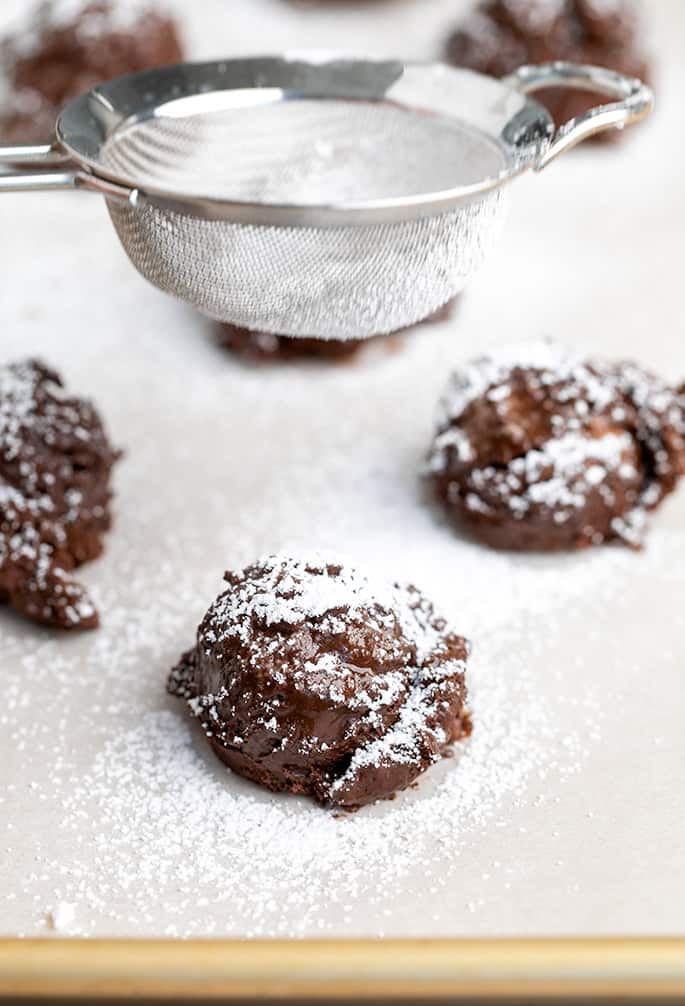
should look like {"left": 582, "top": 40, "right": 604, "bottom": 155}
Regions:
{"left": 0, "top": 1, "right": 183, "bottom": 145}
{"left": 217, "top": 300, "right": 456, "bottom": 364}
{"left": 217, "top": 327, "right": 374, "bottom": 364}
{"left": 0, "top": 360, "right": 120, "bottom": 629}
{"left": 446, "top": 0, "right": 650, "bottom": 143}
{"left": 428, "top": 341, "right": 685, "bottom": 551}
{"left": 168, "top": 554, "right": 471, "bottom": 809}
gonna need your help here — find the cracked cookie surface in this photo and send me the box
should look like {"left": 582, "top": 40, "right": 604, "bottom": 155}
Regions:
{"left": 168, "top": 553, "right": 471, "bottom": 809}
{"left": 428, "top": 340, "right": 685, "bottom": 551}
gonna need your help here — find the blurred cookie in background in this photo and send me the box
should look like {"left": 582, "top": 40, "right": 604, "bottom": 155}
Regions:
{"left": 218, "top": 327, "right": 382, "bottom": 364}
{"left": 0, "top": 1, "right": 184, "bottom": 145}
{"left": 446, "top": 0, "right": 651, "bottom": 143}
{"left": 427, "top": 340, "right": 685, "bottom": 551}
{"left": 217, "top": 299, "right": 457, "bottom": 365}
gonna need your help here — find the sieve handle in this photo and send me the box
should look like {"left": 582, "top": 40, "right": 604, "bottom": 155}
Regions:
{"left": 0, "top": 171, "right": 82, "bottom": 192}
{"left": 0, "top": 142, "right": 77, "bottom": 191}
{"left": 0, "top": 142, "right": 71, "bottom": 166}
{"left": 0, "top": 170, "right": 134, "bottom": 200}
{"left": 503, "top": 62, "right": 654, "bottom": 170}
{"left": 0, "top": 145, "right": 134, "bottom": 201}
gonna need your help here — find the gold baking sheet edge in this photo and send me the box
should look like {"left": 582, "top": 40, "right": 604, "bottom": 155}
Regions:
{"left": 0, "top": 938, "right": 684, "bottom": 1000}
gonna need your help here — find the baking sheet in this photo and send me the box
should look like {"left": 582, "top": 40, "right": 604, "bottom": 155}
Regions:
{"left": 0, "top": 0, "right": 684, "bottom": 941}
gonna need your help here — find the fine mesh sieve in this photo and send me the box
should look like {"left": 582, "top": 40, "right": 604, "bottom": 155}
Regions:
{"left": 0, "top": 56, "right": 653, "bottom": 339}
{"left": 106, "top": 187, "right": 505, "bottom": 338}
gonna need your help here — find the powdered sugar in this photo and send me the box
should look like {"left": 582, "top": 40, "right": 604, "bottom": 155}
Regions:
{"left": 0, "top": 330, "right": 682, "bottom": 934}
{"left": 433, "top": 340, "right": 615, "bottom": 427}
{"left": 48, "top": 901, "right": 76, "bottom": 931}
{"left": 429, "top": 340, "right": 685, "bottom": 545}
{"left": 470, "top": 429, "right": 635, "bottom": 515}
{"left": 0, "top": 360, "right": 117, "bottom": 628}
{"left": 0, "top": 424, "right": 665, "bottom": 936}
{"left": 169, "top": 552, "right": 469, "bottom": 806}
{"left": 214, "top": 551, "right": 402, "bottom": 635}
{"left": 0, "top": 614, "right": 595, "bottom": 936}
{"left": 500, "top": 0, "right": 566, "bottom": 34}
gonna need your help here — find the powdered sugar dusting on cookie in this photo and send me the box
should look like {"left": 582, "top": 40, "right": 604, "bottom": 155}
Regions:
{"left": 433, "top": 340, "right": 608, "bottom": 426}
{"left": 218, "top": 551, "right": 399, "bottom": 634}
{"left": 501, "top": 0, "right": 566, "bottom": 33}
{"left": 169, "top": 552, "right": 469, "bottom": 808}
{"left": 468, "top": 430, "right": 635, "bottom": 516}
{"left": 0, "top": 359, "right": 118, "bottom": 629}
{"left": 429, "top": 340, "right": 685, "bottom": 549}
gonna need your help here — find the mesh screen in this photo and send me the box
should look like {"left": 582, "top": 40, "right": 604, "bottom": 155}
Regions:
{"left": 102, "top": 96, "right": 507, "bottom": 337}
{"left": 100, "top": 99, "right": 505, "bottom": 204}
{"left": 107, "top": 191, "right": 505, "bottom": 338}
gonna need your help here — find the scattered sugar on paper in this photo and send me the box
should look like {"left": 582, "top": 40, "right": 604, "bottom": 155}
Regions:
{"left": 0, "top": 322, "right": 682, "bottom": 937}
{"left": 48, "top": 901, "right": 75, "bottom": 932}
{"left": 1, "top": 509, "right": 669, "bottom": 937}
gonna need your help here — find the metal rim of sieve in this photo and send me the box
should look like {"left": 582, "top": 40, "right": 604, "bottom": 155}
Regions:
{"left": 0, "top": 57, "right": 654, "bottom": 225}
{"left": 0, "top": 57, "right": 654, "bottom": 338}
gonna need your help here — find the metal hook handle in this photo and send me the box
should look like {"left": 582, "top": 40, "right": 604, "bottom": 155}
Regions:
{"left": 0, "top": 170, "right": 82, "bottom": 193}
{"left": 0, "top": 141, "right": 134, "bottom": 200}
{"left": 503, "top": 61, "right": 654, "bottom": 170}
{"left": 0, "top": 142, "right": 71, "bottom": 165}
{"left": 0, "top": 142, "right": 80, "bottom": 192}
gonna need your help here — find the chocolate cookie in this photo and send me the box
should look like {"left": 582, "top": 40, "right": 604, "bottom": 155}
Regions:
{"left": 0, "top": 360, "right": 119, "bottom": 629}
{"left": 0, "top": 1, "right": 183, "bottom": 145}
{"left": 168, "top": 553, "right": 471, "bottom": 809}
{"left": 446, "top": 0, "right": 650, "bottom": 143}
{"left": 428, "top": 341, "right": 685, "bottom": 551}
{"left": 217, "top": 300, "right": 456, "bottom": 364}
